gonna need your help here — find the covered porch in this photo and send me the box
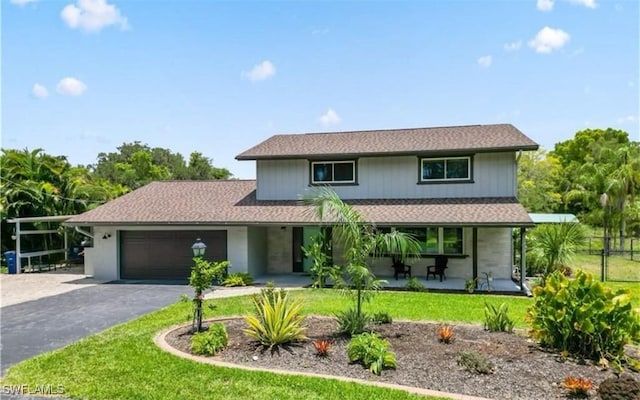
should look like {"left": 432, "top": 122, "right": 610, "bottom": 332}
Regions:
{"left": 250, "top": 273, "right": 525, "bottom": 294}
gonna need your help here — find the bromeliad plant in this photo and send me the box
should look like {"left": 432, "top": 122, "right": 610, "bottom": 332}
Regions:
{"left": 189, "top": 258, "right": 229, "bottom": 332}
{"left": 527, "top": 270, "right": 640, "bottom": 367}
{"left": 438, "top": 325, "right": 454, "bottom": 343}
{"left": 561, "top": 376, "right": 592, "bottom": 398}
{"left": 243, "top": 289, "right": 307, "bottom": 349}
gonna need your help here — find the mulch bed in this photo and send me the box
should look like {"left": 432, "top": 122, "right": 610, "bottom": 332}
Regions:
{"left": 164, "top": 317, "right": 640, "bottom": 399}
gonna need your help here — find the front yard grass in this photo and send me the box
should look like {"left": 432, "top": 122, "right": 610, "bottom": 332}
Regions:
{"left": 1, "top": 290, "right": 531, "bottom": 400}
{"left": 2, "top": 284, "right": 636, "bottom": 400}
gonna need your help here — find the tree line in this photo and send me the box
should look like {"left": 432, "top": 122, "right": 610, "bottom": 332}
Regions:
{"left": 2, "top": 128, "right": 638, "bottom": 254}
{"left": 0, "top": 142, "right": 232, "bottom": 252}
{"left": 518, "top": 128, "right": 640, "bottom": 250}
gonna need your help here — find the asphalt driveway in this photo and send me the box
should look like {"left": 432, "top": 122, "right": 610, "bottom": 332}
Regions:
{"left": 1, "top": 282, "right": 189, "bottom": 375}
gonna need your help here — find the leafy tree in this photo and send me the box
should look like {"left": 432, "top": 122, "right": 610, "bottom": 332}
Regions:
{"left": 188, "top": 257, "right": 229, "bottom": 332}
{"left": 0, "top": 148, "right": 124, "bottom": 252}
{"left": 517, "top": 149, "right": 563, "bottom": 212}
{"left": 92, "top": 142, "right": 232, "bottom": 189}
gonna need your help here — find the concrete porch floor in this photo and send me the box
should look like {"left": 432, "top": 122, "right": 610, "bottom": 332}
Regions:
{"left": 253, "top": 273, "right": 524, "bottom": 294}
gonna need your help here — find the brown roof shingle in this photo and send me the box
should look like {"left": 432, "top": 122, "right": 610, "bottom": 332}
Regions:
{"left": 236, "top": 124, "right": 538, "bottom": 160}
{"left": 65, "top": 180, "right": 533, "bottom": 226}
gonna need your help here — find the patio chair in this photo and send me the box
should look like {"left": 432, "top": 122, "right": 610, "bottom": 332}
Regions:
{"left": 391, "top": 255, "right": 412, "bottom": 280}
{"left": 427, "top": 255, "right": 448, "bottom": 282}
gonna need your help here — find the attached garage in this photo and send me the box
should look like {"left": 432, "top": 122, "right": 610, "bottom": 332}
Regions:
{"left": 120, "top": 230, "right": 227, "bottom": 280}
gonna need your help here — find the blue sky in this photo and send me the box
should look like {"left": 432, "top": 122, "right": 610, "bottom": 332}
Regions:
{"left": 3, "top": 0, "right": 638, "bottom": 179}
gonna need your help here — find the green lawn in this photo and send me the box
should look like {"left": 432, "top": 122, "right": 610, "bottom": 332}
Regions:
{"left": 1, "top": 290, "right": 530, "bottom": 400}
{"left": 1, "top": 285, "right": 636, "bottom": 400}
{"left": 571, "top": 253, "right": 640, "bottom": 282}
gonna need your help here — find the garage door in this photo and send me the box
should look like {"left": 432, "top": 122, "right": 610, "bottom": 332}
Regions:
{"left": 120, "top": 231, "right": 227, "bottom": 280}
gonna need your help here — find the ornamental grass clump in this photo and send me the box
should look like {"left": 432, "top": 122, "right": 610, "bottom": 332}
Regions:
{"left": 527, "top": 270, "right": 640, "bottom": 367}
{"left": 243, "top": 290, "right": 307, "bottom": 348}
{"left": 484, "top": 302, "right": 515, "bottom": 333}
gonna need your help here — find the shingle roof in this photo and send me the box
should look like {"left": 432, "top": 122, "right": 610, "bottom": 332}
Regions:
{"left": 65, "top": 180, "right": 533, "bottom": 227}
{"left": 236, "top": 124, "right": 538, "bottom": 160}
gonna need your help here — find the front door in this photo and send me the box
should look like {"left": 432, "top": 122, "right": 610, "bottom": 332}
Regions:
{"left": 292, "top": 226, "right": 323, "bottom": 272}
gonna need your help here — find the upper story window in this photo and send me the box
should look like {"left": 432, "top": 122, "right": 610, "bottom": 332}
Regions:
{"left": 311, "top": 161, "right": 356, "bottom": 184}
{"left": 420, "top": 156, "right": 472, "bottom": 182}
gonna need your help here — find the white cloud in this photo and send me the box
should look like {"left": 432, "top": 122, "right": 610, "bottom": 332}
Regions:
{"left": 504, "top": 41, "right": 522, "bottom": 51}
{"left": 61, "top": 0, "right": 129, "bottom": 32}
{"left": 528, "top": 26, "right": 570, "bottom": 53}
{"left": 319, "top": 108, "right": 341, "bottom": 127}
{"left": 537, "top": 0, "right": 554, "bottom": 11}
{"left": 568, "top": 0, "right": 597, "bottom": 9}
{"left": 311, "top": 28, "right": 329, "bottom": 36}
{"left": 31, "top": 83, "right": 49, "bottom": 99}
{"left": 617, "top": 115, "right": 637, "bottom": 124}
{"left": 477, "top": 55, "right": 492, "bottom": 68}
{"left": 243, "top": 60, "right": 276, "bottom": 82}
{"left": 10, "top": 0, "right": 38, "bottom": 5}
{"left": 56, "top": 77, "right": 87, "bottom": 96}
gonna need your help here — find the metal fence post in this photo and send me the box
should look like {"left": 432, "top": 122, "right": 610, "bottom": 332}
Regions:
{"left": 601, "top": 249, "right": 606, "bottom": 282}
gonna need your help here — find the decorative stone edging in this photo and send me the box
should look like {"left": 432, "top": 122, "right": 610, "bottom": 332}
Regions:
{"left": 154, "top": 318, "right": 492, "bottom": 400}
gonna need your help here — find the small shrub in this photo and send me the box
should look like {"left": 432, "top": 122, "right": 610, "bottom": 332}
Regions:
{"left": 484, "top": 302, "right": 515, "bottom": 333}
{"left": 456, "top": 351, "right": 494, "bottom": 374}
{"left": 191, "top": 323, "right": 228, "bottom": 355}
{"left": 253, "top": 281, "right": 286, "bottom": 308}
{"left": 243, "top": 290, "right": 307, "bottom": 348}
{"left": 561, "top": 376, "right": 592, "bottom": 398}
{"left": 335, "top": 307, "right": 370, "bottom": 336}
{"left": 598, "top": 374, "right": 640, "bottom": 400}
{"left": 526, "top": 270, "right": 640, "bottom": 365}
{"left": 222, "top": 273, "right": 254, "bottom": 287}
{"left": 312, "top": 338, "right": 332, "bottom": 357}
{"left": 371, "top": 311, "right": 393, "bottom": 324}
{"left": 347, "top": 332, "right": 397, "bottom": 375}
{"left": 405, "top": 277, "right": 425, "bottom": 292}
{"left": 438, "top": 325, "right": 454, "bottom": 344}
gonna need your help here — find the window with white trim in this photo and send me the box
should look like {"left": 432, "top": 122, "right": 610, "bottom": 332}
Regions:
{"left": 311, "top": 161, "right": 356, "bottom": 184}
{"left": 421, "top": 156, "right": 471, "bottom": 182}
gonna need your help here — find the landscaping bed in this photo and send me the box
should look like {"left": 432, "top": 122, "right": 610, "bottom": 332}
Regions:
{"left": 164, "top": 316, "right": 639, "bottom": 400}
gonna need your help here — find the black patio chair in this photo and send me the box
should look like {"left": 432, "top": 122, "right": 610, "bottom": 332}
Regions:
{"left": 427, "top": 255, "right": 448, "bottom": 282}
{"left": 391, "top": 255, "right": 412, "bottom": 280}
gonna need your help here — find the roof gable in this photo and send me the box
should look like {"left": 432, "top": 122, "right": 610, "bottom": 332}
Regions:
{"left": 236, "top": 124, "right": 538, "bottom": 160}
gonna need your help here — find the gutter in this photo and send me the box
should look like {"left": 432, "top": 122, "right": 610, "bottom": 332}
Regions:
{"left": 74, "top": 226, "right": 94, "bottom": 240}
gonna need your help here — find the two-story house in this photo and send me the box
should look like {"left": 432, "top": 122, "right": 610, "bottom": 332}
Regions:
{"left": 65, "top": 123, "right": 538, "bottom": 291}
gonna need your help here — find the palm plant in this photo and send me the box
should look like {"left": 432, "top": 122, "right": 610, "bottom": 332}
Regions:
{"left": 528, "top": 222, "right": 586, "bottom": 282}
{"left": 302, "top": 187, "right": 423, "bottom": 322}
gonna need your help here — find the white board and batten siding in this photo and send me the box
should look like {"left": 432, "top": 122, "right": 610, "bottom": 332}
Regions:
{"left": 256, "top": 152, "right": 516, "bottom": 201}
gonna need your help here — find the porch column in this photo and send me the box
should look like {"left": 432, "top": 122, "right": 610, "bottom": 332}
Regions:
{"left": 520, "top": 227, "right": 526, "bottom": 292}
{"left": 472, "top": 227, "right": 478, "bottom": 286}
{"left": 16, "top": 221, "right": 22, "bottom": 274}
